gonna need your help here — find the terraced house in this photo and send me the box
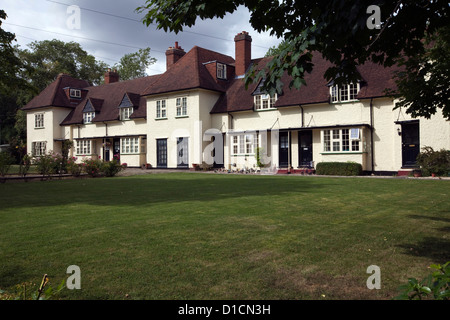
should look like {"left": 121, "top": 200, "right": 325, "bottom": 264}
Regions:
{"left": 23, "top": 32, "right": 450, "bottom": 175}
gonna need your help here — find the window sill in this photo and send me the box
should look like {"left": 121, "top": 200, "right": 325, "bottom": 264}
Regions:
{"left": 155, "top": 117, "right": 168, "bottom": 121}
{"left": 330, "top": 100, "right": 360, "bottom": 105}
{"left": 175, "top": 115, "right": 189, "bottom": 119}
{"left": 231, "top": 154, "right": 256, "bottom": 157}
{"left": 254, "top": 108, "right": 277, "bottom": 112}
{"left": 320, "top": 151, "right": 365, "bottom": 155}
{"left": 34, "top": 127, "right": 45, "bottom": 129}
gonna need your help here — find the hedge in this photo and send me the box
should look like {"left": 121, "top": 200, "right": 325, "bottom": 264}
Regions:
{"left": 316, "top": 162, "right": 363, "bottom": 176}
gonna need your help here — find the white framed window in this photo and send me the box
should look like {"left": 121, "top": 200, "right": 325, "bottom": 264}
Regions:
{"left": 230, "top": 134, "right": 256, "bottom": 155}
{"left": 76, "top": 140, "right": 94, "bottom": 155}
{"left": 70, "top": 88, "right": 81, "bottom": 98}
{"left": 176, "top": 97, "right": 188, "bottom": 117}
{"left": 217, "top": 63, "right": 227, "bottom": 79}
{"left": 330, "top": 83, "right": 360, "bottom": 103}
{"left": 254, "top": 93, "right": 277, "bottom": 110}
{"left": 120, "top": 107, "right": 133, "bottom": 121}
{"left": 322, "top": 129, "right": 361, "bottom": 152}
{"left": 32, "top": 141, "right": 47, "bottom": 156}
{"left": 156, "top": 100, "right": 167, "bottom": 119}
{"left": 35, "top": 113, "right": 44, "bottom": 128}
{"left": 121, "top": 137, "right": 140, "bottom": 154}
{"left": 83, "top": 112, "right": 95, "bottom": 124}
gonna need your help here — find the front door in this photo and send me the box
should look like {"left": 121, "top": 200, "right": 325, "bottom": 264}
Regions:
{"left": 104, "top": 139, "right": 111, "bottom": 162}
{"left": 157, "top": 139, "right": 167, "bottom": 168}
{"left": 401, "top": 121, "right": 420, "bottom": 167}
{"left": 299, "top": 130, "right": 313, "bottom": 167}
{"left": 113, "top": 138, "right": 120, "bottom": 161}
{"left": 279, "top": 132, "right": 289, "bottom": 168}
{"left": 177, "top": 137, "right": 188, "bottom": 168}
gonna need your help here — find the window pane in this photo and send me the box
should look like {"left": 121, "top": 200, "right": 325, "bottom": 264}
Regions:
{"left": 323, "top": 130, "right": 331, "bottom": 152}
{"left": 333, "top": 141, "right": 340, "bottom": 152}
{"left": 349, "top": 83, "right": 358, "bottom": 100}
{"left": 333, "top": 130, "right": 340, "bottom": 140}
{"left": 340, "top": 85, "right": 349, "bottom": 101}
{"left": 342, "top": 129, "right": 349, "bottom": 151}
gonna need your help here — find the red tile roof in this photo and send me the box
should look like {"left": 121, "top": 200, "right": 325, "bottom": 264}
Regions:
{"left": 23, "top": 45, "right": 400, "bottom": 125}
{"left": 60, "top": 75, "right": 160, "bottom": 125}
{"left": 142, "top": 46, "right": 235, "bottom": 96}
{"left": 22, "top": 73, "right": 90, "bottom": 110}
{"left": 210, "top": 53, "right": 400, "bottom": 113}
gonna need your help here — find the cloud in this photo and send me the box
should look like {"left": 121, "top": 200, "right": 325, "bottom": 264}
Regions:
{"left": 2, "top": 0, "right": 281, "bottom": 76}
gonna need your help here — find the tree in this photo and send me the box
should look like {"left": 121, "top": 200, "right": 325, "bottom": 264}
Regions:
{"left": 18, "top": 39, "right": 108, "bottom": 91}
{"left": 0, "top": 10, "right": 27, "bottom": 95}
{"left": 113, "top": 47, "right": 156, "bottom": 81}
{"left": 137, "top": 0, "right": 450, "bottom": 119}
{"left": 387, "top": 25, "right": 450, "bottom": 119}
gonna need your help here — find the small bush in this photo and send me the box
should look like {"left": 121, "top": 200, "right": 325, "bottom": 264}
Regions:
{"left": 316, "top": 162, "right": 362, "bottom": 176}
{"left": 34, "top": 152, "right": 66, "bottom": 177}
{"left": 101, "top": 158, "right": 124, "bottom": 177}
{"left": 82, "top": 158, "right": 103, "bottom": 177}
{"left": 0, "top": 151, "right": 13, "bottom": 177}
{"left": 416, "top": 146, "right": 450, "bottom": 177}
{"left": 67, "top": 157, "right": 82, "bottom": 177}
{"left": 396, "top": 262, "right": 449, "bottom": 300}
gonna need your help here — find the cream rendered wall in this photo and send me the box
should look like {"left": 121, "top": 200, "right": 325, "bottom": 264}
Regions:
{"left": 146, "top": 89, "right": 222, "bottom": 168}
{"left": 27, "top": 107, "right": 72, "bottom": 155}
{"left": 68, "top": 118, "right": 148, "bottom": 167}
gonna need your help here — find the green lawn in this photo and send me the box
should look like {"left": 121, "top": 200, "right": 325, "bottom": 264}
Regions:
{"left": 0, "top": 173, "right": 449, "bottom": 300}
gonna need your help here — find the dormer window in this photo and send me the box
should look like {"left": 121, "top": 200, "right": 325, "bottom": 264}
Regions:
{"left": 217, "top": 63, "right": 227, "bottom": 80}
{"left": 70, "top": 88, "right": 81, "bottom": 98}
{"left": 254, "top": 93, "right": 277, "bottom": 110}
{"left": 83, "top": 112, "right": 95, "bottom": 124}
{"left": 82, "top": 98, "right": 103, "bottom": 124}
{"left": 330, "top": 83, "right": 360, "bottom": 103}
{"left": 120, "top": 107, "right": 133, "bottom": 121}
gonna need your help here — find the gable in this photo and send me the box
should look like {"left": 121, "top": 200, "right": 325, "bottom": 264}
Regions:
{"left": 83, "top": 100, "right": 95, "bottom": 113}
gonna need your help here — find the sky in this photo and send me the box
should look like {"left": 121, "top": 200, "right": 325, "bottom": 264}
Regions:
{"left": 2, "top": 0, "right": 283, "bottom": 76}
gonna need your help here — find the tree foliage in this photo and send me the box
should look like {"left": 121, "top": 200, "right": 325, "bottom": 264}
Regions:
{"left": 113, "top": 47, "right": 156, "bottom": 81}
{"left": 387, "top": 25, "right": 450, "bottom": 119}
{"left": 18, "top": 39, "right": 108, "bottom": 91}
{"left": 137, "top": 0, "right": 450, "bottom": 119}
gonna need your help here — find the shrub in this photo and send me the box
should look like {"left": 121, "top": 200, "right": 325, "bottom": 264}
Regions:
{"left": 416, "top": 146, "right": 450, "bottom": 177}
{"left": 101, "top": 158, "right": 124, "bottom": 177}
{"left": 0, "top": 151, "right": 13, "bottom": 177}
{"left": 21, "top": 154, "right": 32, "bottom": 177}
{"left": 66, "top": 157, "right": 82, "bottom": 177}
{"left": 396, "top": 262, "right": 449, "bottom": 300}
{"left": 34, "top": 153, "right": 58, "bottom": 177}
{"left": 82, "top": 157, "right": 103, "bottom": 177}
{"left": 316, "top": 162, "right": 362, "bottom": 176}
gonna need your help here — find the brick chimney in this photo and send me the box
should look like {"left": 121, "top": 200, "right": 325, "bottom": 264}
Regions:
{"left": 166, "top": 42, "right": 186, "bottom": 69}
{"left": 104, "top": 68, "right": 119, "bottom": 84}
{"left": 234, "top": 31, "right": 252, "bottom": 77}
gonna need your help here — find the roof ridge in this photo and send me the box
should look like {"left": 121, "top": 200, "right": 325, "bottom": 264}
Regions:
{"left": 49, "top": 74, "right": 63, "bottom": 106}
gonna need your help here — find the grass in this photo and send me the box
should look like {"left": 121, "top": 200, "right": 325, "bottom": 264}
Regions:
{"left": 0, "top": 172, "right": 449, "bottom": 300}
